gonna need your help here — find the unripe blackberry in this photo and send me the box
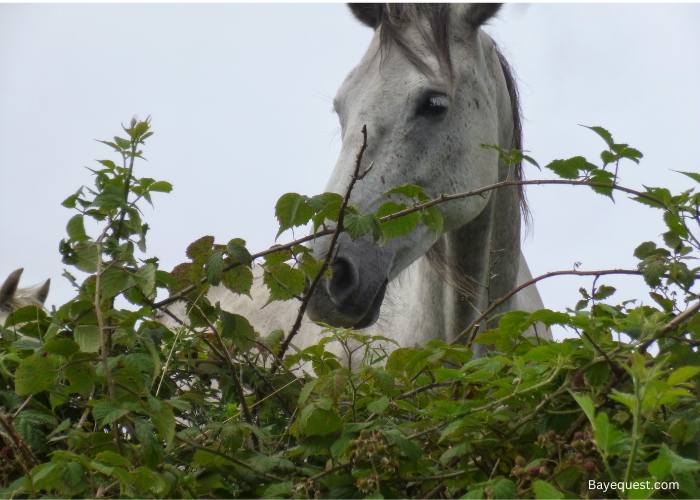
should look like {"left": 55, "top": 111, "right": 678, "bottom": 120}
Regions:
{"left": 515, "top": 456, "right": 526, "bottom": 466}
{"left": 573, "top": 432, "right": 584, "bottom": 441}
{"left": 0, "top": 448, "right": 12, "bottom": 459}
{"left": 547, "top": 430, "right": 556, "bottom": 441}
{"left": 527, "top": 466, "right": 541, "bottom": 477}
{"left": 584, "top": 461, "right": 596, "bottom": 473}
{"left": 573, "top": 371, "right": 584, "bottom": 388}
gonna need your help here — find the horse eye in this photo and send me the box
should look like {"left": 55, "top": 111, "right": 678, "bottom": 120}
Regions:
{"left": 417, "top": 94, "right": 449, "bottom": 117}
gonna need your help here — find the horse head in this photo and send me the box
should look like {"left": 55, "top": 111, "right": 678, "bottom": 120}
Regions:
{"left": 306, "top": 4, "right": 523, "bottom": 329}
{"left": 0, "top": 268, "right": 51, "bottom": 325}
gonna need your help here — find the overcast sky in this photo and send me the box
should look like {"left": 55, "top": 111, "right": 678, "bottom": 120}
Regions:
{"left": 1, "top": 3, "right": 699, "bottom": 341}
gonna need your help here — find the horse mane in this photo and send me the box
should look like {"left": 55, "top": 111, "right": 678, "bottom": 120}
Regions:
{"left": 368, "top": 4, "right": 529, "bottom": 224}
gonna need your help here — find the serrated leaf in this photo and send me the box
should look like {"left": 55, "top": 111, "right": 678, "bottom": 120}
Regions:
{"left": 219, "top": 311, "right": 256, "bottom": 351}
{"left": 421, "top": 205, "right": 443, "bottom": 235}
{"left": 74, "top": 325, "right": 102, "bottom": 353}
{"left": 533, "top": 481, "right": 563, "bottom": 500}
{"left": 137, "top": 263, "right": 157, "bottom": 298}
{"left": 545, "top": 157, "right": 583, "bottom": 180}
{"left": 667, "top": 366, "right": 700, "bottom": 386}
{"left": 95, "top": 451, "right": 131, "bottom": 468}
{"left": 149, "top": 181, "right": 172, "bottom": 193}
{"left": 10, "top": 338, "right": 43, "bottom": 351}
{"left": 304, "top": 408, "right": 342, "bottom": 437}
{"left": 66, "top": 214, "right": 87, "bottom": 241}
{"left": 493, "top": 478, "right": 516, "bottom": 499}
{"left": 634, "top": 241, "right": 657, "bottom": 259}
{"left": 377, "top": 201, "right": 421, "bottom": 242}
{"left": 344, "top": 212, "right": 382, "bottom": 242}
{"left": 205, "top": 250, "right": 225, "bottom": 286}
{"left": 221, "top": 265, "right": 253, "bottom": 297}
{"left": 367, "top": 395, "right": 390, "bottom": 414}
{"left": 263, "top": 263, "right": 304, "bottom": 302}
{"left": 64, "top": 361, "right": 95, "bottom": 397}
{"left": 262, "top": 481, "right": 293, "bottom": 499}
{"left": 150, "top": 402, "right": 175, "bottom": 446}
{"left": 100, "top": 266, "right": 133, "bottom": 298}
{"left": 43, "top": 338, "right": 80, "bottom": 358}
{"left": 593, "top": 285, "right": 616, "bottom": 300}
{"left": 227, "top": 238, "right": 253, "bottom": 265}
{"left": 186, "top": 236, "right": 215, "bottom": 264}
{"left": 663, "top": 211, "right": 688, "bottom": 238}
{"left": 92, "top": 402, "right": 129, "bottom": 427}
{"left": 583, "top": 125, "right": 614, "bottom": 148}
{"left": 382, "top": 183, "right": 426, "bottom": 199}
{"left": 15, "top": 355, "right": 60, "bottom": 395}
{"left": 275, "top": 193, "right": 314, "bottom": 238}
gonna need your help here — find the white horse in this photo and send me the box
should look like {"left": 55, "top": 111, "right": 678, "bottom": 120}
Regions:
{"left": 167, "top": 4, "right": 550, "bottom": 366}
{"left": 0, "top": 268, "right": 50, "bottom": 325}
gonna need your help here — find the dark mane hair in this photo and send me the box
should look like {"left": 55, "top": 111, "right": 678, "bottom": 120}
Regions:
{"left": 370, "top": 4, "right": 529, "bottom": 222}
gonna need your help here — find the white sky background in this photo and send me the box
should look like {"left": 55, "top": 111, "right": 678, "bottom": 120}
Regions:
{"left": 1, "top": 4, "right": 699, "bottom": 341}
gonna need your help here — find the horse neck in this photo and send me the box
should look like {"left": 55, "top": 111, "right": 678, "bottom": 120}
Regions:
{"left": 433, "top": 166, "right": 522, "bottom": 342}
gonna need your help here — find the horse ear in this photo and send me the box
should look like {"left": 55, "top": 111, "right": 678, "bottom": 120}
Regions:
{"left": 0, "top": 268, "right": 23, "bottom": 309}
{"left": 348, "top": 3, "right": 383, "bottom": 29}
{"left": 34, "top": 279, "right": 50, "bottom": 305}
{"left": 455, "top": 3, "right": 501, "bottom": 28}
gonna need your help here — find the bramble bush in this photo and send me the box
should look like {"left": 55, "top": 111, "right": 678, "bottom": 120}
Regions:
{"left": 0, "top": 117, "right": 699, "bottom": 499}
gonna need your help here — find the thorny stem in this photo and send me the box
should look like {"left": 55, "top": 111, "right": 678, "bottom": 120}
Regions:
{"left": 451, "top": 268, "right": 675, "bottom": 346}
{"left": 94, "top": 223, "right": 123, "bottom": 455}
{"left": 273, "top": 124, "right": 371, "bottom": 370}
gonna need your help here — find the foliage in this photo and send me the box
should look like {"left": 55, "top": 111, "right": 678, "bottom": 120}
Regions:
{"left": 0, "top": 119, "right": 699, "bottom": 499}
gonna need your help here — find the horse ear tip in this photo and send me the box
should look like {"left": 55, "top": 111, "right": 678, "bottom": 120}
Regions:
{"left": 348, "top": 3, "right": 382, "bottom": 29}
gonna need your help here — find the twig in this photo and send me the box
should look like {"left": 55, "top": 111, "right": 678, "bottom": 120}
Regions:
{"left": 174, "top": 435, "right": 284, "bottom": 482}
{"left": 274, "top": 124, "right": 371, "bottom": 369}
{"left": 0, "top": 409, "right": 39, "bottom": 467}
{"left": 638, "top": 299, "right": 700, "bottom": 353}
{"left": 450, "top": 268, "right": 668, "bottom": 346}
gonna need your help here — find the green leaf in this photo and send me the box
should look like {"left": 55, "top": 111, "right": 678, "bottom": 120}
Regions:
{"left": 667, "top": 366, "right": 700, "bottom": 386}
{"left": 663, "top": 211, "right": 688, "bottom": 238}
{"left": 377, "top": 202, "right": 421, "bottom": 242}
{"left": 675, "top": 170, "right": 700, "bottom": 185}
{"left": 43, "top": 338, "right": 80, "bottom": 358}
{"left": 219, "top": 311, "right": 256, "bottom": 351}
{"left": 275, "top": 193, "right": 314, "bottom": 238}
{"left": 136, "top": 263, "right": 157, "bottom": 298}
{"left": 583, "top": 125, "right": 614, "bottom": 148}
{"left": 263, "top": 263, "right": 305, "bottom": 302}
{"left": 11, "top": 338, "right": 43, "bottom": 351}
{"left": 149, "top": 181, "right": 172, "bottom": 193}
{"left": 344, "top": 212, "right": 382, "bottom": 242}
{"left": 186, "top": 236, "right": 215, "bottom": 264}
{"left": 66, "top": 214, "right": 87, "bottom": 241}
{"left": 262, "top": 481, "right": 293, "bottom": 499}
{"left": 493, "top": 478, "right": 516, "bottom": 499}
{"left": 589, "top": 169, "right": 615, "bottom": 198}
{"left": 382, "top": 183, "right": 426, "bottom": 200}
{"left": 533, "top": 480, "right": 563, "bottom": 500}
{"left": 221, "top": 265, "right": 253, "bottom": 297}
{"left": 95, "top": 451, "right": 131, "bottom": 468}
{"left": 92, "top": 402, "right": 129, "bottom": 427}
{"left": 100, "top": 266, "right": 133, "bottom": 298}
{"left": 593, "top": 285, "right": 616, "bottom": 300}
{"left": 545, "top": 157, "right": 585, "bottom": 179}
{"left": 227, "top": 238, "right": 253, "bottom": 265}
{"left": 384, "top": 429, "right": 422, "bottom": 462}
{"left": 64, "top": 361, "right": 95, "bottom": 397}
{"left": 74, "top": 325, "right": 102, "bottom": 353}
{"left": 205, "top": 250, "right": 225, "bottom": 286}
{"left": 304, "top": 408, "right": 342, "bottom": 437}
{"left": 15, "top": 355, "right": 60, "bottom": 396}
{"left": 648, "top": 457, "right": 672, "bottom": 480}
{"left": 367, "top": 395, "right": 390, "bottom": 414}
{"left": 634, "top": 241, "right": 657, "bottom": 259}
{"left": 421, "top": 205, "right": 443, "bottom": 235}
{"left": 150, "top": 402, "right": 175, "bottom": 446}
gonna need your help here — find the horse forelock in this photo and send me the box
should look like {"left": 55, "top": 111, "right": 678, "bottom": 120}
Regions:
{"left": 373, "top": 4, "right": 528, "bottom": 226}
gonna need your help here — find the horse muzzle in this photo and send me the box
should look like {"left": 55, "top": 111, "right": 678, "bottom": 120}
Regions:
{"left": 305, "top": 233, "right": 392, "bottom": 329}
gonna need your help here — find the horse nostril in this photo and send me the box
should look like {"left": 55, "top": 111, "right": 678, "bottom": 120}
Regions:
{"left": 329, "top": 257, "right": 359, "bottom": 305}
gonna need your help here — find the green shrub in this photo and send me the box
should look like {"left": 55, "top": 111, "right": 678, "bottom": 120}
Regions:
{"left": 0, "top": 118, "right": 698, "bottom": 499}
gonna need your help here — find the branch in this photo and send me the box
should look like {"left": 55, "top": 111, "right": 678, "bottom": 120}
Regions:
{"left": 152, "top": 178, "right": 664, "bottom": 311}
{"left": 273, "top": 124, "right": 370, "bottom": 369}
{"left": 638, "top": 299, "right": 700, "bottom": 354}
{"left": 0, "top": 409, "right": 39, "bottom": 467}
{"left": 450, "top": 268, "right": 661, "bottom": 346}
